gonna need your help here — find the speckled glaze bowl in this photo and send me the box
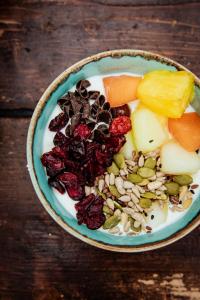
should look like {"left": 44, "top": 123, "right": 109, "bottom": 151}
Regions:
{"left": 27, "top": 50, "right": 200, "bottom": 252}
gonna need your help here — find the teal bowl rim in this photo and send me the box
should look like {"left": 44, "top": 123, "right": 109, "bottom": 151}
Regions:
{"left": 27, "top": 49, "right": 200, "bottom": 252}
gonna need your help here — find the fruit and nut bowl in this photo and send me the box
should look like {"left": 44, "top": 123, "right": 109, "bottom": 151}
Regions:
{"left": 27, "top": 50, "right": 200, "bottom": 251}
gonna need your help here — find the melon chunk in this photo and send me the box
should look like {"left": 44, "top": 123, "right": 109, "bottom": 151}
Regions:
{"left": 168, "top": 112, "right": 200, "bottom": 152}
{"left": 131, "top": 107, "right": 168, "bottom": 152}
{"left": 161, "top": 141, "right": 200, "bottom": 174}
{"left": 103, "top": 75, "right": 141, "bottom": 107}
{"left": 120, "top": 130, "right": 135, "bottom": 159}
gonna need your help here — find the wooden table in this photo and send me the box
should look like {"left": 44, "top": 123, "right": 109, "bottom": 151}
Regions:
{"left": 0, "top": 1, "right": 200, "bottom": 299}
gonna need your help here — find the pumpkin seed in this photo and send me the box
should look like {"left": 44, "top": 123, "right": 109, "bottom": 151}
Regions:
{"left": 127, "top": 173, "right": 143, "bottom": 184}
{"left": 109, "top": 185, "right": 121, "bottom": 198}
{"left": 144, "top": 157, "right": 156, "bottom": 169}
{"left": 138, "top": 167, "right": 155, "bottom": 178}
{"left": 142, "top": 192, "right": 157, "bottom": 199}
{"left": 138, "top": 179, "right": 149, "bottom": 186}
{"left": 132, "top": 166, "right": 139, "bottom": 173}
{"left": 173, "top": 175, "right": 193, "bottom": 186}
{"left": 97, "top": 190, "right": 107, "bottom": 200}
{"left": 113, "top": 153, "right": 125, "bottom": 169}
{"left": 165, "top": 182, "right": 180, "bottom": 195}
{"left": 139, "top": 198, "right": 152, "bottom": 208}
{"left": 107, "top": 162, "right": 119, "bottom": 175}
{"left": 103, "top": 205, "right": 113, "bottom": 215}
{"left": 113, "top": 200, "right": 123, "bottom": 210}
{"left": 103, "top": 215, "right": 120, "bottom": 229}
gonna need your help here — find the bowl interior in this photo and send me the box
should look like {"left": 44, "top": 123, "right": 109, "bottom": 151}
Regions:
{"left": 32, "top": 53, "right": 200, "bottom": 248}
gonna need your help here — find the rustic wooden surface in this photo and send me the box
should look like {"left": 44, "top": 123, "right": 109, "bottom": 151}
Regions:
{"left": 0, "top": 1, "right": 200, "bottom": 299}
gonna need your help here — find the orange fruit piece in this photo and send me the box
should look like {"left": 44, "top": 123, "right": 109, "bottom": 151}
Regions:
{"left": 168, "top": 112, "right": 200, "bottom": 152}
{"left": 103, "top": 75, "right": 141, "bottom": 107}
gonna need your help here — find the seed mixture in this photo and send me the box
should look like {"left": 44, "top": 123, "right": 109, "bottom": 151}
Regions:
{"left": 85, "top": 150, "right": 197, "bottom": 235}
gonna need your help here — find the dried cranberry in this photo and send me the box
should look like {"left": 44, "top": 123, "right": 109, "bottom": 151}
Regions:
{"left": 75, "top": 194, "right": 105, "bottom": 229}
{"left": 67, "top": 185, "right": 85, "bottom": 201}
{"left": 52, "top": 146, "right": 67, "bottom": 159}
{"left": 95, "top": 149, "right": 112, "bottom": 167}
{"left": 111, "top": 104, "right": 130, "bottom": 118}
{"left": 49, "top": 112, "right": 68, "bottom": 132}
{"left": 53, "top": 132, "right": 69, "bottom": 146}
{"left": 74, "top": 124, "right": 91, "bottom": 140}
{"left": 48, "top": 178, "right": 65, "bottom": 194}
{"left": 41, "top": 152, "right": 65, "bottom": 176}
{"left": 57, "top": 172, "right": 78, "bottom": 188}
{"left": 109, "top": 116, "right": 131, "bottom": 136}
{"left": 106, "top": 135, "right": 126, "bottom": 154}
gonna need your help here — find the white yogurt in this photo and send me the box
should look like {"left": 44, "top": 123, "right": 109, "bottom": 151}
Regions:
{"left": 43, "top": 73, "right": 200, "bottom": 235}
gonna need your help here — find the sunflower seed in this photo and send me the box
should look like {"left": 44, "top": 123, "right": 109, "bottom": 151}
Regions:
{"left": 119, "top": 195, "right": 131, "bottom": 202}
{"left": 109, "top": 173, "right": 115, "bottom": 185}
{"left": 106, "top": 198, "right": 114, "bottom": 210}
{"left": 121, "top": 212, "right": 128, "bottom": 226}
{"left": 105, "top": 174, "right": 110, "bottom": 187}
{"left": 108, "top": 227, "right": 120, "bottom": 234}
{"left": 125, "top": 160, "right": 136, "bottom": 167}
{"left": 134, "top": 220, "right": 141, "bottom": 228}
{"left": 138, "top": 155, "right": 144, "bottom": 167}
{"left": 98, "top": 179, "right": 105, "bottom": 192}
{"left": 124, "top": 221, "right": 131, "bottom": 232}
{"left": 148, "top": 181, "right": 163, "bottom": 190}
{"left": 114, "top": 209, "right": 121, "bottom": 217}
{"left": 137, "top": 185, "right": 146, "bottom": 193}
{"left": 179, "top": 186, "right": 188, "bottom": 201}
{"left": 130, "top": 193, "right": 139, "bottom": 203}
{"left": 120, "top": 170, "right": 126, "bottom": 176}
{"left": 156, "top": 171, "right": 165, "bottom": 178}
{"left": 132, "top": 186, "right": 140, "bottom": 198}
{"left": 90, "top": 187, "right": 97, "bottom": 195}
{"left": 128, "top": 201, "right": 134, "bottom": 207}
{"left": 124, "top": 181, "right": 134, "bottom": 189}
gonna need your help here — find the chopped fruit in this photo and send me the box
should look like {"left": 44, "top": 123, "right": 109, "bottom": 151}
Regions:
{"left": 137, "top": 70, "right": 194, "bottom": 118}
{"left": 131, "top": 107, "right": 168, "bottom": 152}
{"left": 103, "top": 75, "right": 141, "bottom": 107}
{"left": 168, "top": 112, "right": 200, "bottom": 152}
{"left": 161, "top": 141, "right": 200, "bottom": 174}
{"left": 74, "top": 124, "right": 92, "bottom": 139}
{"left": 120, "top": 130, "right": 135, "bottom": 159}
{"left": 145, "top": 201, "right": 168, "bottom": 229}
{"left": 109, "top": 116, "right": 132, "bottom": 136}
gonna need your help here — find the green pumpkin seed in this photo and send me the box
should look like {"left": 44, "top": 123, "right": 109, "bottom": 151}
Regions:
{"left": 144, "top": 157, "right": 156, "bottom": 169}
{"left": 113, "top": 200, "right": 123, "bottom": 210}
{"left": 139, "top": 198, "right": 152, "bottom": 208}
{"left": 132, "top": 166, "right": 139, "bottom": 173}
{"left": 113, "top": 153, "right": 125, "bottom": 169}
{"left": 156, "top": 193, "right": 168, "bottom": 201}
{"left": 165, "top": 182, "right": 180, "bottom": 195}
{"left": 142, "top": 192, "right": 157, "bottom": 199}
{"left": 127, "top": 173, "right": 143, "bottom": 184}
{"left": 107, "top": 162, "right": 119, "bottom": 175}
{"left": 103, "top": 205, "right": 114, "bottom": 215}
{"left": 109, "top": 185, "right": 121, "bottom": 198}
{"left": 138, "top": 167, "right": 155, "bottom": 178}
{"left": 103, "top": 215, "right": 120, "bottom": 229}
{"left": 173, "top": 175, "right": 193, "bottom": 186}
{"left": 138, "top": 179, "right": 149, "bottom": 186}
{"left": 97, "top": 190, "right": 106, "bottom": 200}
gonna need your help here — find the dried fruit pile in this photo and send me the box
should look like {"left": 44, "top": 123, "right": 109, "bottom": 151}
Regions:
{"left": 41, "top": 80, "right": 131, "bottom": 229}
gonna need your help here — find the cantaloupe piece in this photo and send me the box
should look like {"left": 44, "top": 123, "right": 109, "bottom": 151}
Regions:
{"left": 103, "top": 75, "right": 141, "bottom": 107}
{"left": 168, "top": 112, "right": 200, "bottom": 152}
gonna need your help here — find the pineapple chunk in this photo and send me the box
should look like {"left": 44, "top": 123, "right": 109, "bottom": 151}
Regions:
{"left": 137, "top": 70, "right": 194, "bottom": 118}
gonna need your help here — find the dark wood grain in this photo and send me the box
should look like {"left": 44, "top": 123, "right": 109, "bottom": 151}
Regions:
{"left": 0, "top": 1, "right": 200, "bottom": 299}
{"left": 0, "top": 1, "right": 200, "bottom": 112}
{"left": 0, "top": 118, "right": 200, "bottom": 299}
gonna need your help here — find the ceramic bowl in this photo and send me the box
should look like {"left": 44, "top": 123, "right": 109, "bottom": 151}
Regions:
{"left": 27, "top": 49, "right": 200, "bottom": 252}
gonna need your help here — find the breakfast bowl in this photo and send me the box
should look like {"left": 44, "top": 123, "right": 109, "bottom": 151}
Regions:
{"left": 27, "top": 49, "right": 200, "bottom": 252}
